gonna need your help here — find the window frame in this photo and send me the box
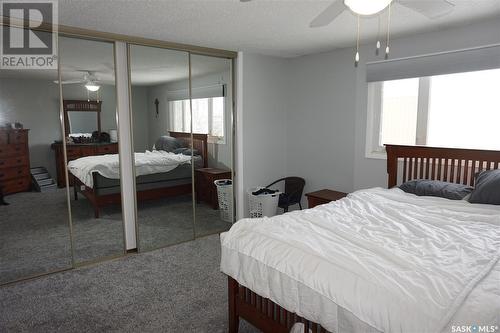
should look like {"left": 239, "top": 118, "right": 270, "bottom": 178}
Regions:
{"left": 366, "top": 76, "right": 431, "bottom": 159}
{"left": 168, "top": 96, "right": 226, "bottom": 144}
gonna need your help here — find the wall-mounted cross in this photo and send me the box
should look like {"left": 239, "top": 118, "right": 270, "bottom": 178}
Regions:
{"left": 154, "top": 98, "right": 159, "bottom": 118}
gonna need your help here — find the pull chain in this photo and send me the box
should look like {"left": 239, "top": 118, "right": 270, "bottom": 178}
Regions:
{"left": 355, "top": 15, "right": 360, "bottom": 67}
{"left": 376, "top": 14, "right": 381, "bottom": 56}
{"left": 385, "top": 2, "right": 392, "bottom": 59}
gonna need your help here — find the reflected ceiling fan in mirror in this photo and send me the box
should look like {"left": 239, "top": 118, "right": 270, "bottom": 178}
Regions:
{"left": 55, "top": 70, "right": 102, "bottom": 101}
{"left": 241, "top": 0, "right": 455, "bottom": 66}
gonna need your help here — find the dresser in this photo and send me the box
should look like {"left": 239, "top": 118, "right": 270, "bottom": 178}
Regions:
{"left": 51, "top": 142, "right": 118, "bottom": 187}
{"left": 0, "top": 129, "right": 31, "bottom": 195}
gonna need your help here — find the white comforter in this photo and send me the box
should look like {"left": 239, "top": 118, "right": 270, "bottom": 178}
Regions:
{"left": 220, "top": 188, "right": 500, "bottom": 333}
{"left": 68, "top": 150, "right": 192, "bottom": 187}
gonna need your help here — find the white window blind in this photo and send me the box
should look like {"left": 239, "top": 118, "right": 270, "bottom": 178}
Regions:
{"left": 366, "top": 44, "right": 500, "bottom": 82}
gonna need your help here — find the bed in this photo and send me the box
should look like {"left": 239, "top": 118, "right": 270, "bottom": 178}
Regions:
{"left": 221, "top": 144, "right": 500, "bottom": 333}
{"left": 70, "top": 132, "right": 208, "bottom": 218}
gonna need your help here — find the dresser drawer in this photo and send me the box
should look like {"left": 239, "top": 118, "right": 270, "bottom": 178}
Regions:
{"left": 8, "top": 131, "right": 27, "bottom": 144}
{"left": 65, "top": 146, "right": 82, "bottom": 159}
{"left": 0, "top": 131, "right": 7, "bottom": 145}
{"left": 0, "top": 144, "right": 27, "bottom": 158}
{"left": 0, "top": 167, "right": 29, "bottom": 181}
{"left": 81, "top": 146, "right": 96, "bottom": 156}
{"left": 1, "top": 176, "right": 31, "bottom": 194}
{"left": 0, "top": 156, "right": 28, "bottom": 169}
{"left": 97, "top": 144, "right": 118, "bottom": 155}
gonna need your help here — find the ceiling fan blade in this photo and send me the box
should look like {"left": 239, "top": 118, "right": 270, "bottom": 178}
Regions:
{"left": 310, "top": 0, "right": 347, "bottom": 28}
{"left": 398, "top": 0, "right": 455, "bottom": 19}
{"left": 53, "top": 79, "right": 86, "bottom": 84}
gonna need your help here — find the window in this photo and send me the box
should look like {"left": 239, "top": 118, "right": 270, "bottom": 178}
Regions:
{"left": 169, "top": 96, "right": 225, "bottom": 143}
{"left": 367, "top": 68, "right": 500, "bottom": 157}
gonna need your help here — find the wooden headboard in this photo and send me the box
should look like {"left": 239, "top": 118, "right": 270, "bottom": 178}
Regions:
{"left": 386, "top": 145, "right": 500, "bottom": 188}
{"left": 170, "top": 131, "right": 208, "bottom": 168}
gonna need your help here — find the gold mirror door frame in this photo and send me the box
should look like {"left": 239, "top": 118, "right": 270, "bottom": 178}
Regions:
{"left": 59, "top": 35, "right": 126, "bottom": 266}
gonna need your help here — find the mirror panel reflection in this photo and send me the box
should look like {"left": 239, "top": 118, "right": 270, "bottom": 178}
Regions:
{"left": 59, "top": 36, "right": 125, "bottom": 264}
{"left": 67, "top": 111, "right": 98, "bottom": 135}
{"left": 129, "top": 45, "right": 195, "bottom": 251}
{"left": 0, "top": 30, "right": 72, "bottom": 284}
{"left": 191, "top": 55, "right": 234, "bottom": 236}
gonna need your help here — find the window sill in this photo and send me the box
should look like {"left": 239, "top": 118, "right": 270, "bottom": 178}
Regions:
{"left": 365, "top": 149, "right": 387, "bottom": 160}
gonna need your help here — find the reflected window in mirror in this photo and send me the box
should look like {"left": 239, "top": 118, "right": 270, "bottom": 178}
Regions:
{"left": 169, "top": 94, "right": 225, "bottom": 144}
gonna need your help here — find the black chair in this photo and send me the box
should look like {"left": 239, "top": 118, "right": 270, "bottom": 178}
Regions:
{"left": 266, "top": 177, "right": 305, "bottom": 213}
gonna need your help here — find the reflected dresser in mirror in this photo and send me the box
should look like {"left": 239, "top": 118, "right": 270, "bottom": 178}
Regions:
{"left": 0, "top": 129, "right": 31, "bottom": 195}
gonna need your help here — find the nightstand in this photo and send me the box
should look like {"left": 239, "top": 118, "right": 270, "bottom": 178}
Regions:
{"left": 195, "top": 168, "right": 232, "bottom": 209}
{"left": 305, "top": 189, "right": 348, "bottom": 208}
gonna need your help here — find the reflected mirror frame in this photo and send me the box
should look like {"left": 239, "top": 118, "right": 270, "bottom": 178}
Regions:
{"left": 0, "top": 30, "right": 75, "bottom": 285}
{"left": 59, "top": 35, "right": 127, "bottom": 267}
{"left": 126, "top": 43, "right": 195, "bottom": 253}
{"left": 189, "top": 53, "right": 235, "bottom": 235}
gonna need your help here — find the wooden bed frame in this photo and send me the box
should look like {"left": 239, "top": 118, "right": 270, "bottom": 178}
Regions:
{"left": 228, "top": 144, "right": 500, "bottom": 333}
{"left": 73, "top": 131, "right": 208, "bottom": 218}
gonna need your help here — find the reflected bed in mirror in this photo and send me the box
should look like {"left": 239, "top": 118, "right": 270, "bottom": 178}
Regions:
{"left": 69, "top": 131, "right": 208, "bottom": 218}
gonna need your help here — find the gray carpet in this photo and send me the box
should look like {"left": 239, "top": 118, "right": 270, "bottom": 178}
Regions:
{"left": 1, "top": 189, "right": 231, "bottom": 284}
{"left": 0, "top": 235, "right": 259, "bottom": 333}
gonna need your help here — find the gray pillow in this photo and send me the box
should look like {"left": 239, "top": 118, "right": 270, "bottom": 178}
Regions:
{"left": 400, "top": 180, "right": 473, "bottom": 200}
{"left": 155, "top": 136, "right": 181, "bottom": 152}
{"left": 173, "top": 147, "right": 188, "bottom": 154}
{"left": 182, "top": 149, "right": 200, "bottom": 156}
{"left": 469, "top": 170, "right": 500, "bottom": 205}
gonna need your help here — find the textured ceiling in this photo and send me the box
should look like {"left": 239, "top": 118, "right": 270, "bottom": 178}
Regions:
{"left": 58, "top": 0, "right": 500, "bottom": 57}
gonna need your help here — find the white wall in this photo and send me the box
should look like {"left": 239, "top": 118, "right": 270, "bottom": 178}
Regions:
{"left": 236, "top": 53, "right": 290, "bottom": 218}
{"left": 287, "top": 48, "right": 356, "bottom": 201}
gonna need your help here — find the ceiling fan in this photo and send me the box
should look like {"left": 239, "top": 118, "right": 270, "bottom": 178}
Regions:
{"left": 309, "top": 0, "right": 455, "bottom": 28}
{"left": 55, "top": 70, "right": 101, "bottom": 91}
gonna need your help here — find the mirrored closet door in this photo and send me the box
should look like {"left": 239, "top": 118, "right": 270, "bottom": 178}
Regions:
{"left": 59, "top": 36, "right": 125, "bottom": 264}
{"left": 190, "top": 54, "right": 234, "bottom": 236}
{"left": 0, "top": 29, "right": 72, "bottom": 284}
{"left": 128, "top": 44, "right": 195, "bottom": 251}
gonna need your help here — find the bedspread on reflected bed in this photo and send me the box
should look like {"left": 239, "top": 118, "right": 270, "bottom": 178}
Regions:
{"left": 220, "top": 188, "right": 500, "bottom": 333}
{"left": 67, "top": 150, "right": 192, "bottom": 187}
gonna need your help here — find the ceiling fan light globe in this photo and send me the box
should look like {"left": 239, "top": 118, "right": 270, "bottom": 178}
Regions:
{"left": 85, "top": 84, "right": 100, "bottom": 92}
{"left": 344, "top": 0, "right": 392, "bottom": 16}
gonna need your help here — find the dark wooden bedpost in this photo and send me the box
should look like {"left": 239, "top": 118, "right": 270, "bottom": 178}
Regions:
{"left": 385, "top": 145, "right": 398, "bottom": 188}
{"left": 228, "top": 276, "right": 239, "bottom": 333}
